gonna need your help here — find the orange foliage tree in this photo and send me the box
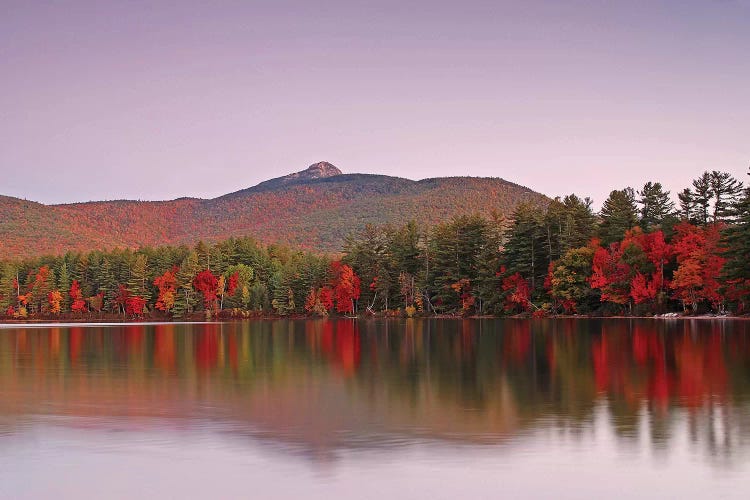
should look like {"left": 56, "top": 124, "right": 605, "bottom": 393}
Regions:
{"left": 670, "top": 222, "right": 725, "bottom": 312}
{"left": 47, "top": 290, "right": 63, "bottom": 314}
{"left": 154, "top": 267, "right": 178, "bottom": 313}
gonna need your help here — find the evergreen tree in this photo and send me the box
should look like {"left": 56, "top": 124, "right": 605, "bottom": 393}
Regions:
{"left": 598, "top": 188, "right": 638, "bottom": 245}
{"left": 0, "top": 262, "right": 19, "bottom": 312}
{"left": 389, "top": 221, "right": 422, "bottom": 276}
{"left": 691, "top": 172, "right": 712, "bottom": 225}
{"left": 476, "top": 213, "right": 506, "bottom": 314}
{"left": 428, "top": 214, "right": 488, "bottom": 313}
{"left": 270, "top": 268, "right": 295, "bottom": 315}
{"left": 678, "top": 188, "right": 695, "bottom": 222}
{"left": 73, "top": 256, "right": 92, "bottom": 298}
{"left": 710, "top": 170, "right": 743, "bottom": 222}
{"left": 501, "top": 204, "right": 547, "bottom": 295}
{"left": 543, "top": 194, "right": 597, "bottom": 262}
{"left": 249, "top": 282, "right": 269, "bottom": 311}
{"left": 722, "top": 167, "right": 750, "bottom": 311}
{"left": 343, "top": 225, "right": 389, "bottom": 310}
{"left": 638, "top": 181, "right": 676, "bottom": 230}
{"left": 173, "top": 251, "right": 200, "bottom": 318}
{"left": 127, "top": 254, "right": 151, "bottom": 302}
{"left": 224, "top": 263, "right": 254, "bottom": 309}
{"left": 55, "top": 261, "right": 71, "bottom": 311}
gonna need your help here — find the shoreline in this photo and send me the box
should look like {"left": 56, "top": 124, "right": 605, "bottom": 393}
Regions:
{"left": 1, "top": 313, "right": 748, "bottom": 326}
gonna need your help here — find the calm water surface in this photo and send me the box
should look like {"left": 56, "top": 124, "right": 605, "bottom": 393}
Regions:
{"left": 1, "top": 319, "right": 749, "bottom": 499}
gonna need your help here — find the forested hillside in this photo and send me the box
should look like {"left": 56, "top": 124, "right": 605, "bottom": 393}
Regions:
{"left": 0, "top": 162, "right": 546, "bottom": 257}
{"left": 2, "top": 168, "right": 749, "bottom": 320}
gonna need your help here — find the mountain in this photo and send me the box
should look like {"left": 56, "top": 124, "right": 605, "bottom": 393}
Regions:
{"left": 0, "top": 162, "right": 547, "bottom": 257}
{"left": 241, "top": 161, "right": 343, "bottom": 193}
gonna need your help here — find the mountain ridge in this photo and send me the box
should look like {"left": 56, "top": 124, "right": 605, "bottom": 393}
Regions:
{"left": 0, "top": 162, "right": 548, "bottom": 257}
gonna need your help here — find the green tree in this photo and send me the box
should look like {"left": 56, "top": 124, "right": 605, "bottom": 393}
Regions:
{"left": 678, "top": 188, "right": 695, "bottom": 222}
{"left": 127, "top": 254, "right": 151, "bottom": 303}
{"left": 549, "top": 246, "right": 599, "bottom": 313}
{"left": 598, "top": 188, "right": 638, "bottom": 245}
{"left": 501, "top": 203, "right": 547, "bottom": 295}
{"left": 0, "top": 262, "right": 19, "bottom": 312}
{"left": 55, "top": 261, "right": 71, "bottom": 312}
{"left": 173, "top": 251, "right": 200, "bottom": 318}
{"left": 638, "top": 182, "right": 676, "bottom": 231}
{"left": 710, "top": 170, "right": 744, "bottom": 222}
{"left": 722, "top": 167, "right": 750, "bottom": 311}
{"left": 690, "top": 172, "right": 712, "bottom": 225}
{"left": 428, "top": 214, "right": 488, "bottom": 313}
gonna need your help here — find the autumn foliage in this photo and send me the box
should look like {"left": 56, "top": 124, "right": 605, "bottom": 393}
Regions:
{"left": 669, "top": 222, "right": 725, "bottom": 312}
{"left": 1, "top": 165, "right": 748, "bottom": 319}
{"left": 330, "top": 262, "right": 361, "bottom": 314}
{"left": 69, "top": 280, "right": 87, "bottom": 313}
{"left": 193, "top": 270, "right": 219, "bottom": 309}
{"left": 154, "top": 268, "right": 178, "bottom": 312}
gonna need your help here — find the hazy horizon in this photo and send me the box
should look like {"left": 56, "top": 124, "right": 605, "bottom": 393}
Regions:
{"left": 2, "top": 0, "right": 748, "bottom": 206}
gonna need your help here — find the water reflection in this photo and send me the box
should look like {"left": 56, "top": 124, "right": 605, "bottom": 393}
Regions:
{"left": 1, "top": 319, "right": 750, "bottom": 467}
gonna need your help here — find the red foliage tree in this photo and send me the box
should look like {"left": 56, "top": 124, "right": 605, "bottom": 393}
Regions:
{"left": 69, "top": 280, "right": 87, "bottom": 313}
{"left": 622, "top": 229, "right": 673, "bottom": 307}
{"left": 501, "top": 272, "right": 530, "bottom": 313}
{"left": 590, "top": 243, "right": 631, "bottom": 306}
{"left": 330, "top": 262, "right": 361, "bottom": 314}
{"left": 450, "top": 278, "right": 476, "bottom": 315}
{"left": 227, "top": 271, "right": 239, "bottom": 297}
{"left": 630, "top": 272, "right": 658, "bottom": 304}
{"left": 670, "top": 222, "right": 725, "bottom": 312}
{"left": 125, "top": 296, "right": 147, "bottom": 315}
{"left": 114, "top": 284, "right": 130, "bottom": 315}
{"left": 193, "top": 269, "right": 219, "bottom": 309}
{"left": 320, "top": 286, "right": 334, "bottom": 311}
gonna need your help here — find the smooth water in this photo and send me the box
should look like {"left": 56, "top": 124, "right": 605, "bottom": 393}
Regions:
{"left": 1, "top": 319, "right": 749, "bottom": 499}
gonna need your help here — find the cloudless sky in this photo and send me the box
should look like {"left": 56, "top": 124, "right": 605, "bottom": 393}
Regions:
{"left": 1, "top": 0, "right": 748, "bottom": 206}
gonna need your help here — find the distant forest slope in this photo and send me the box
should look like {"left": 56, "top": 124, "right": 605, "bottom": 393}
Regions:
{"left": 0, "top": 162, "right": 547, "bottom": 257}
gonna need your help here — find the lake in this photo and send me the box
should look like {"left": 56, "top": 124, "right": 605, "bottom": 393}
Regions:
{"left": 1, "top": 319, "right": 749, "bottom": 498}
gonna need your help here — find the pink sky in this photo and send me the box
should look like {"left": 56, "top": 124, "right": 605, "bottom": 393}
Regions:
{"left": 1, "top": 0, "right": 748, "bottom": 206}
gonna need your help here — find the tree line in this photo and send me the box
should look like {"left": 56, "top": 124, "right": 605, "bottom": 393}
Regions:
{"left": 343, "top": 168, "right": 750, "bottom": 316}
{"left": 1, "top": 168, "right": 748, "bottom": 319}
{"left": 0, "top": 238, "right": 361, "bottom": 319}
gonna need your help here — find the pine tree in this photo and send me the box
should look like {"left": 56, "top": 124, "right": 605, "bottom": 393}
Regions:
{"left": 428, "top": 215, "right": 488, "bottom": 313}
{"left": 722, "top": 167, "right": 750, "bottom": 311}
{"left": 0, "top": 262, "right": 19, "bottom": 312}
{"left": 710, "top": 170, "right": 743, "bottom": 222}
{"left": 638, "top": 182, "right": 676, "bottom": 230}
{"left": 55, "top": 261, "right": 71, "bottom": 312}
{"left": 678, "top": 188, "right": 695, "bottom": 222}
{"left": 343, "top": 225, "right": 388, "bottom": 310}
{"left": 598, "top": 188, "right": 638, "bottom": 245}
{"left": 173, "top": 251, "right": 200, "bottom": 318}
{"left": 560, "top": 194, "right": 597, "bottom": 252}
{"left": 270, "top": 269, "right": 295, "bottom": 315}
{"left": 501, "top": 204, "right": 548, "bottom": 296}
{"left": 691, "top": 172, "right": 712, "bottom": 225}
{"left": 127, "top": 254, "right": 151, "bottom": 303}
{"left": 73, "top": 256, "right": 92, "bottom": 299}
{"left": 476, "top": 213, "right": 506, "bottom": 315}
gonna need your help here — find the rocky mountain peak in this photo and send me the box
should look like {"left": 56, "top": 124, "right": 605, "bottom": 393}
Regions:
{"left": 299, "top": 161, "right": 343, "bottom": 179}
